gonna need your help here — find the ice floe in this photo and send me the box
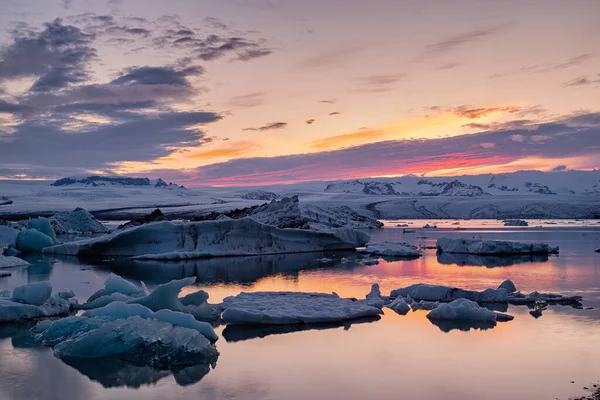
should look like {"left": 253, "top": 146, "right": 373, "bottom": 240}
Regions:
{"left": 436, "top": 237, "right": 559, "bottom": 255}
{"left": 361, "top": 241, "right": 422, "bottom": 257}
{"left": 44, "top": 218, "right": 370, "bottom": 259}
{"left": 0, "top": 282, "right": 77, "bottom": 323}
{"left": 427, "top": 298, "right": 513, "bottom": 322}
{"left": 0, "top": 255, "right": 30, "bottom": 269}
{"left": 390, "top": 283, "right": 508, "bottom": 303}
{"left": 15, "top": 229, "right": 55, "bottom": 252}
{"left": 220, "top": 291, "right": 382, "bottom": 325}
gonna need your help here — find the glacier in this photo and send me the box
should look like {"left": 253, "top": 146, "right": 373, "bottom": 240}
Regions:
{"left": 43, "top": 218, "right": 370, "bottom": 259}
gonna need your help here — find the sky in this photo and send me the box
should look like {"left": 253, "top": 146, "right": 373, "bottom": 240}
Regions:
{"left": 0, "top": 0, "right": 599, "bottom": 186}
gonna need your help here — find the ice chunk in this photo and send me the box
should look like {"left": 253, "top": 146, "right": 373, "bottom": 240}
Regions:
{"left": 82, "top": 301, "right": 217, "bottom": 342}
{"left": 34, "top": 315, "right": 218, "bottom": 369}
{"left": 80, "top": 293, "right": 132, "bottom": 310}
{"left": 15, "top": 229, "right": 55, "bottom": 252}
{"left": 221, "top": 291, "right": 382, "bottom": 325}
{"left": 0, "top": 226, "right": 18, "bottom": 246}
{"left": 11, "top": 281, "right": 52, "bottom": 305}
{"left": 390, "top": 283, "right": 507, "bottom": 303}
{"left": 28, "top": 218, "right": 58, "bottom": 244}
{"left": 104, "top": 273, "right": 144, "bottom": 296}
{"left": 361, "top": 241, "right": 422, "bottom": 257}
{"left": 0, "top": 292, "right": 77, "bottom": 323}
{"left": 503, "top": 219, "right": 529, "bottom": 226}
{"left": 436, "top": 237, "right": 559, "bottom": 255}
{"left": 427, "top": 298, "right": 512, "bottom": 322}
{"left": 363, "top": 283, "right": 385, "bottom": 309}
{"left": 49, "top": 208, "right": 108, "bottom": 234}
{"left": 180, "top": 290, "right": 209, "bottom": 306}
{"left": 44, "top": 218, "right": 370, "bottom": 259}
{"left": 498, "top": 279, "right": 517, "bottom": 294}
{"left": 0, "top": 255, "right": 30, "bottom": 269}
{"left": 386, "top": 297, "right": 410, "bottom": 314}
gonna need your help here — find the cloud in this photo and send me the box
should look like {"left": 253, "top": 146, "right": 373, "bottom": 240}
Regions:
{"left": 329, "top": 111, "right": 340, "bottom": 116}
{"left": 356, "top": 74, "right": 406, "bottom": 92}
{"left": 320, "top": 99, "right": 337, "bottom": 104}
{"left": 111, "top": 66, "right": 203, "bottom": 86}
{"left": 243, "top": 122, "right": 287, "bottom": 131}
{"left": 511, "top": 134, "right": 524, "bottom": 142}
{"left": 306, "top": 119, "right": 315, "bottom": 125}
{"left": 491, "top": 54, "right": 594, "bottom": 79}
{"left": 195, "top": 36, "right": 271, "bottom": 62}
{"left": 0, "top": 19, "right": 97, "bottom": 92}
{"left": 418, "top": 27, "right": 501, "bottom": 59}
{"left": 564, "top": 74, "right": 600, "bottom": 87}
{"left": 0, "top": 111, "right": 220, "bottom": 171}
{"left": 159, "top": 117, "right": 600, "bottom": 185}
{"left": 299, "top": 46, "right": 363, "bottom": 68}
{"left": 227, "top": 92, "right": 266, "bottom": 108}
{"left": 551, "top": 165, "right": 567, "bottom": 171}
{"left": 203, "top": 17, "right": 228, "bottom": 30}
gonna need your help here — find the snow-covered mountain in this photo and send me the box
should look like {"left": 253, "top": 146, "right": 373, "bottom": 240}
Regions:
{"left": 51, "top": 176, "right": 185, "bottom": 190}
{"left": 323, "top": 170, "right": 600, "bottom": 197}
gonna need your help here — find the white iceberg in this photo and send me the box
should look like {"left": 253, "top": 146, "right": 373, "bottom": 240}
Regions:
{"left": 49, "top": 208, "right": 108, "bottom": 234}
{"left": 43, "top": 218, "right": 370, "bottom": 259}
{"left": 361, "top": 241, "right": 422, "bottom": 257}
{"left": 390, "top": 283, "right": 508, "bottom": 303}
{"left": 0, "top": 255, "right": 30, "bottom": 269}
{"left": 436, "top": 237, "right": 559, "bottom": 255}
{"left": 11, "top": 281, "right": 52, "bottom": 306}
{"left": 220, "top": 291, "right": 382, "bottom": 325}
{"left": 0, "top": 283, "right": 77, "bottom": 323}
{"left": 427, "top": 298, "right": 513, "bottom": 322}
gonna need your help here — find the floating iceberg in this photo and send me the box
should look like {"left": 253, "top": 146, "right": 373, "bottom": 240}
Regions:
{"left": 390, "top": 283, "right": 508, "bottom": 303}
{"left": 0, "top": 255, "right": 30, "bottom": 269}
{"left": 427, "top": 298, "right": 513, "bottom": 322}
{"left": 15, "top": 229, "right": 55, "bottom": 253}
{"left": 361, "top": 241, "right": 422, "bottom": 258}
{"left": 507, "top": 291, "right": 582, "bottom": 306}
{"left": 220, "top": 291, "right": 382, "bottom": 325}
{"left": 82, "top": 276, "right": 221, "bottom": 321}
{"left": 0, "top": 282, "right": 77, "bottom": 323}
{"left": 498, "top": 279, "right": 517, "bottom": 294}
{"left": 436, "top": 237, "right": 559, "bottom": 255}
{"left": 34, "top": 313, "right": 218, "bottom": 369}
{"left": 44, "top": 218, "right": 370, "bottom": 259}
{"left": 49, "top": 208, "right": 108, "bottom": 234}
{"left": 386, "top": 297, "right": 410, "bottom": 314}
{"left": 503, "top": 219, "right": 529, "bottom": 226}
{"left": 27, "top": 218, "right": 58, "bottom": 244}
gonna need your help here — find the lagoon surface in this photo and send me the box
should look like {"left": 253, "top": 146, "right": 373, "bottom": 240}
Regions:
{"left": 1, "top": 220, "right": 600, "bottom": 400}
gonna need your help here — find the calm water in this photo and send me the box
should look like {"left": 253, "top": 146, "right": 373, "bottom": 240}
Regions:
{"left": 1, "top": 220, "right": 600, "bottom": 400}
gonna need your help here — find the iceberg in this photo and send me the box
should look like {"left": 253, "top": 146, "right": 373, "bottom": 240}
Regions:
{"left": 386, "top": 297, "right": 410, "bottom": 314}
{"left": 427, "top": 298, "right": 513, "bottom": 322}
{"left": 11, "top": 281, "right": 52, "bottom": 306}
{"left": 436, "top": 237, "right": 559, "bottom": 255}
{"left": 27, "top": 218, "right": 58, "bottom": 244}
{"left": 34, "top": 314, "right": 219, "bottom": 369}
{"left": 49, "top": 208, "right": 108, "bottom": 234}
{"left": 81, "top": 276, "right": 221, "bottom": 321}
{"left": 498, "top": 279, "right": 517, "bottom": 294}
{"left": 0, "top": 284, "right": 77, "bottom": 323}
{"left": 390, "top": 283, "right": 508, "bottom": 303}
{"left": 15, "top": 229, "right": 55, "bottom": 253}
{"left": 43, "top": 218, "right": 370, "bottom": 259}
{"left": 220, "top": 291, "right": 382, "bottom": 325}
{"left": 361, "top": 241, "right": 422, "bottom": 257}
{"left": 503, "top": 219, "right": 529, "bottom": 226}
{"left": 0, "top": 255, "right": 30, "bottom": 269}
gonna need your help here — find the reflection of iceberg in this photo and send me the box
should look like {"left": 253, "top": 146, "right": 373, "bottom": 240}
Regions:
{"left": 221, "top": 316, "right": 380, "bottom": 342}
{"left": 437, "top": 252, "right": 549, "bottom": 267}
{"left": 96, "top": 251, "right": 357, "bottom": 284}
{"left": 63, "top": 357, "right": 213, "bottom": 388}
{"left": 429, "top": 319, "right": 497, "bottom": 333}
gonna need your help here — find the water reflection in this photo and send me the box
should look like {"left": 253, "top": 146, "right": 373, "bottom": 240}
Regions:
{"left": 221, "top": 316, "right": 380, "bottom": 342}
{"left": 429, "top": 318, "right": 498, "bottom": 333}
{"left": 437, "top": 252, "right": 550, "bottom": 268}
{"left": 63, "top": 358, "right": 215, "bottom": 388}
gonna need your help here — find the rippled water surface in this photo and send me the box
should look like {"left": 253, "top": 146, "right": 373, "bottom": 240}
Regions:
{"left": 1, "top": 220, "right": 600, "bottom": 400}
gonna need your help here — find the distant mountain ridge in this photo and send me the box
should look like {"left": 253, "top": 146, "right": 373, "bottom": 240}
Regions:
{"left": 50, "top": 176, "right": 185, "bottom": 190}
{"left": 324, "top": 170, "right": 600, "bottom": 197}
